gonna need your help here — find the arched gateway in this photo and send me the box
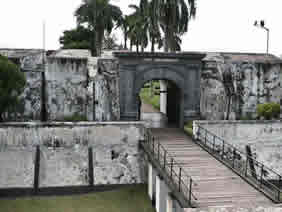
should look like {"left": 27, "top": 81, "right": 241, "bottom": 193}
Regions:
{"left": 114, "top": 52, "right": 205, "bottom": 128}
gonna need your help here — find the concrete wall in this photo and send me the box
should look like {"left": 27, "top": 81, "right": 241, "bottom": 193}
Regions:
{"left": 194, "top": 120, "right": 282, "bottom": 175}
{"left": 0, "top": 122, "right": 145, "bottom": 188}
{"left": 201, "top": 53, "right": 282, "bottom": 120}
{"left": 47, "top": 57, "right": 93, "bottom": 121}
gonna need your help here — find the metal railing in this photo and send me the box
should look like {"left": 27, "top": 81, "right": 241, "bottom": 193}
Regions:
{"left": 196, "top": 124, "right": 282, "bottom": 202}
{"left": 142, "top": 129, "right": 197, "bottom": 206}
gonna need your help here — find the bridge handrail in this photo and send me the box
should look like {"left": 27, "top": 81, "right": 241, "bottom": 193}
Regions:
{"left": 143, "top": 129, "right": 198, "bottom": 206}
{"left": 195, "top": 124, "right": 282, "bottom": 203}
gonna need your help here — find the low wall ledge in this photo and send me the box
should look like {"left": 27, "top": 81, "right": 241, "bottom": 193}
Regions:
{"left": 0, "top": 121, "right": 146, "bottom": 128}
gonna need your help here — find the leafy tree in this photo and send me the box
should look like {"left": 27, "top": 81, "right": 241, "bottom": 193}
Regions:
{"left": 59, "top": 26, "right": 91, "bottom": 49}
{"left": 0, "top": 55, "right": 26, "bottom": 122}
{"left": 75, "top": 0, "right": 122, "bottom": 56}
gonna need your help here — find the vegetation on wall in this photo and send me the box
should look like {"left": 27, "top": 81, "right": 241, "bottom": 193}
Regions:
{"left": 257, "top": 102, "right": 280, "bottom": 120}
{"left": 0, "top": 55, "right": 26, "bottom": 122}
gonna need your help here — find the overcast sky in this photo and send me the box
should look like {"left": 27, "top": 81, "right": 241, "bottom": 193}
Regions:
{"left": 0, "top": 0, "right": 281, "bottom": 56}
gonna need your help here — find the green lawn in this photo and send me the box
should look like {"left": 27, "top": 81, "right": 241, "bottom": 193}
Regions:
{"left": 0, "top": 185, "right": 155, "bottom": 212}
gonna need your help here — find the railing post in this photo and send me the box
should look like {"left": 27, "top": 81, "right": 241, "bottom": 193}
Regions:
{"left": 196, "top": 126, "right": 200, "bottom": 141}
{"left": 152, "top": 137, "right": 155, "bottom": 154}
{"left": 278, "top": 176, "right": 281, "bottom": 202}
{"left": 245, "top": 157, "right": 248, "bottom": 177}
{"left": 213, "top": 136, "right": 215, "bottom": 152}
{"left": 222, "top": 140, "right": 225, "bottom": 159}
{"left": 179, "top": 168, "right": 182, "bottom": 192}
{"left": 170, "top": 158, "right": 173, "bottom": 179}
{"left": 232, "top": 149, "right": 236, "bottom": 168}
{"left": 157, "top": 142, "right": 160, "bottom": 160}
{"left": 189, "top": 178, "right": 192, "bottom": 204}
{"left": 164, "top": 150, "right": 166, "bottom": 168}
{"left": 260, "top": 165, "right": 264, "bottom": 188}
{"left": 205, "top": 130, "right": 207, "bottom": 146}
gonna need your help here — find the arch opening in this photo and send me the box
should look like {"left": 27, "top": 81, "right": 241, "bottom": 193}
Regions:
{"left": 137, "top": 79, "right": 182, "bottom": 128}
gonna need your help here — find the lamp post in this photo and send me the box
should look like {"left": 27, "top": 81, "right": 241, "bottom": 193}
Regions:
{"left": 254, "top": 20, "right": 270, "bottom": 54}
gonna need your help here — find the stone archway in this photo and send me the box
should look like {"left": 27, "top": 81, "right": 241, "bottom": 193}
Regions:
{"left": 135, "top": 68, "right": 185, "bottom": 127}
{"left": 114, "top": 52, "right": 205, "bottom": 128}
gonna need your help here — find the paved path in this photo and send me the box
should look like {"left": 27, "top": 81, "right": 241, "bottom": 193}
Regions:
{"left": 151, "top": 128, "right": 274, "bottom": 208}
{"left": 141, "top": 102, "right": 159, "bottom": 113}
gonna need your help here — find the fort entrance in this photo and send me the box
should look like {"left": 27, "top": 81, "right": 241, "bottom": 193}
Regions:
{"left": 114, "top": 52, "right": 205, "bottom": 128}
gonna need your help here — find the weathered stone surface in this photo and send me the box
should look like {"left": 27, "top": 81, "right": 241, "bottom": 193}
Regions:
{"left": 94, "top": 59, "right": 120, "bottom": 121}
{"left": 0, "top": 122, "right": 145, "bottom": 187}
{"left": 201, "top": 53, "right": 282, "bottom": 120}
{"left": 0, "top": 148, "right": 34, "bottom": 188}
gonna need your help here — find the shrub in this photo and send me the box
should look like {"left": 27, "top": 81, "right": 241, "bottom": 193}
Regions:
{"left": 0, "top": 55, "right": 26, "bottom": 121}
{"left": 184, "top": 121, "right": 194, "bottom": 137}
{"left": 257, "top": 102, "right": 280, "bottom": 120}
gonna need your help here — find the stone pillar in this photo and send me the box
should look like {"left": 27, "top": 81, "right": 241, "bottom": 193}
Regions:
{"left": 148, "top": 163, "right": 156, "bottom": 203}
{"left": 160, "top": 80, "right": 167, "bottom": 114}
{"left": 156, "top": 175, "right": 168, "bottom": 212}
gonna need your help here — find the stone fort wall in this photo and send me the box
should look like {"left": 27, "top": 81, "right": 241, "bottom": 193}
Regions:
{"left": 1, "top": 49, "right": 282, "bottom": 121}
{"left": 0, "top": 122, "right": 146, "bottom": 188}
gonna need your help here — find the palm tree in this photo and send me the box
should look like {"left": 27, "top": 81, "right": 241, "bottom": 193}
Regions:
{"left": 75, "top": 0, "right": 122, "bottom": 56}
{"left": 127, "top": 0, "right": 162, "bottom": 53}
{"left": 127, "top": 4, "right": 149, "bottom": 52}
{"left": 158, "top": 0, "right": 197, "bottom": 52}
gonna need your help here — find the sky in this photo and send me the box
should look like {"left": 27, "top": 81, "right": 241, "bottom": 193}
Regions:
{"left": 0, "top": 0, "right": 281, "bottom": 56}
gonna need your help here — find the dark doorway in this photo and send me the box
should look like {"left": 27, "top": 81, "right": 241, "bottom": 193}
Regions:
{"left": 167, "top": 81, "right": 181, "bottom": 127}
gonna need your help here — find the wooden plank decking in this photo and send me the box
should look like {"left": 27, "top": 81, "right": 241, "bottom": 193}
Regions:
{"left": 151, "top": 128, "right": 274, "bottom": 208}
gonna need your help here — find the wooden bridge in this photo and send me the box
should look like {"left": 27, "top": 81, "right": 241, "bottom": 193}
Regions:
{"left": 142, "top": 127, "right": 280, "bottom": 211}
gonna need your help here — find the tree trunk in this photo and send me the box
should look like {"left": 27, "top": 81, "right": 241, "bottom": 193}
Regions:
{"left": 130, "top": 40, "right": 133, "bottom": 51}
{"left": 124, "top": 33, "right": 128, "bottom": 49}
{"left": 151, "top": 37, "right": 155, "bottom": 52}
{"left": 164, "top": 26, "right": 170, "bottom": 52}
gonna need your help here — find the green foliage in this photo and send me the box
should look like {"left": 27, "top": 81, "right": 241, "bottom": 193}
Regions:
{"left": 257, "top": 102, "right": 280, "bottom": 120}
{"left": 0, "top": 55, "right": 26, "bottom": 121}
{"left": 0, "top": 185, "right": 155, "bottom": 212}
{"left": 139, "top": 81, "right": 160, "bottom": 110}
{"left": 59, "top": 26, "right": 92, "bottom": 49}
{"left": 63, "top": 113, "right": 88, "bottom": 122}
{"left": 74, "top": 0, "right": 122, "bottom": 56}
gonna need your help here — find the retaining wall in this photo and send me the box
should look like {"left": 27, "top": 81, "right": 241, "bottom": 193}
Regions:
{"left": 0, "top": 122, "right": 146, "bottom": 188}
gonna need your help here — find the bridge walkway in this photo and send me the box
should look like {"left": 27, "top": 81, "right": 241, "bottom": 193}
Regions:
{"left": 150, "top": 128, "right": 273, "bottom": 208}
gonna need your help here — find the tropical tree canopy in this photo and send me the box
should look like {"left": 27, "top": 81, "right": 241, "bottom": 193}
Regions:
{"left": 124, "top": 0, "right": 197, "bottom": 52}
{"left": 74, "top": 0, "right": 122, "bottom": 56}
{"left": 0, "top": 55, "right": 26, "bottom": 122}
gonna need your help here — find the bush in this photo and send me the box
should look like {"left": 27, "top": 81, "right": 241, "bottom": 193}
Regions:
{"left": 184, "top": 121, "right": 194, "bottom": 137}
{"left": 0, "top": 55, "right": 26, "bottom": 121}
{"left": 257, "top": 102, "right": 280, "bottom": 120}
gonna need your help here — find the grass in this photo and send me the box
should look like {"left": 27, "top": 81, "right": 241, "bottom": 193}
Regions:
{"left": 140, "top": 82, "right": 160, "bottom": 110}
{"left": 0, "top": 185, "right": 155, "bottom": 212}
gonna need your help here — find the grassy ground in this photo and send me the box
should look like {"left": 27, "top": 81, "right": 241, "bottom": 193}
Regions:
{"left": 0, "top": 185, "right": 155, "bottom": 212}
{"left": 140, "top": 82, "right": 160, "bottom": 110}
